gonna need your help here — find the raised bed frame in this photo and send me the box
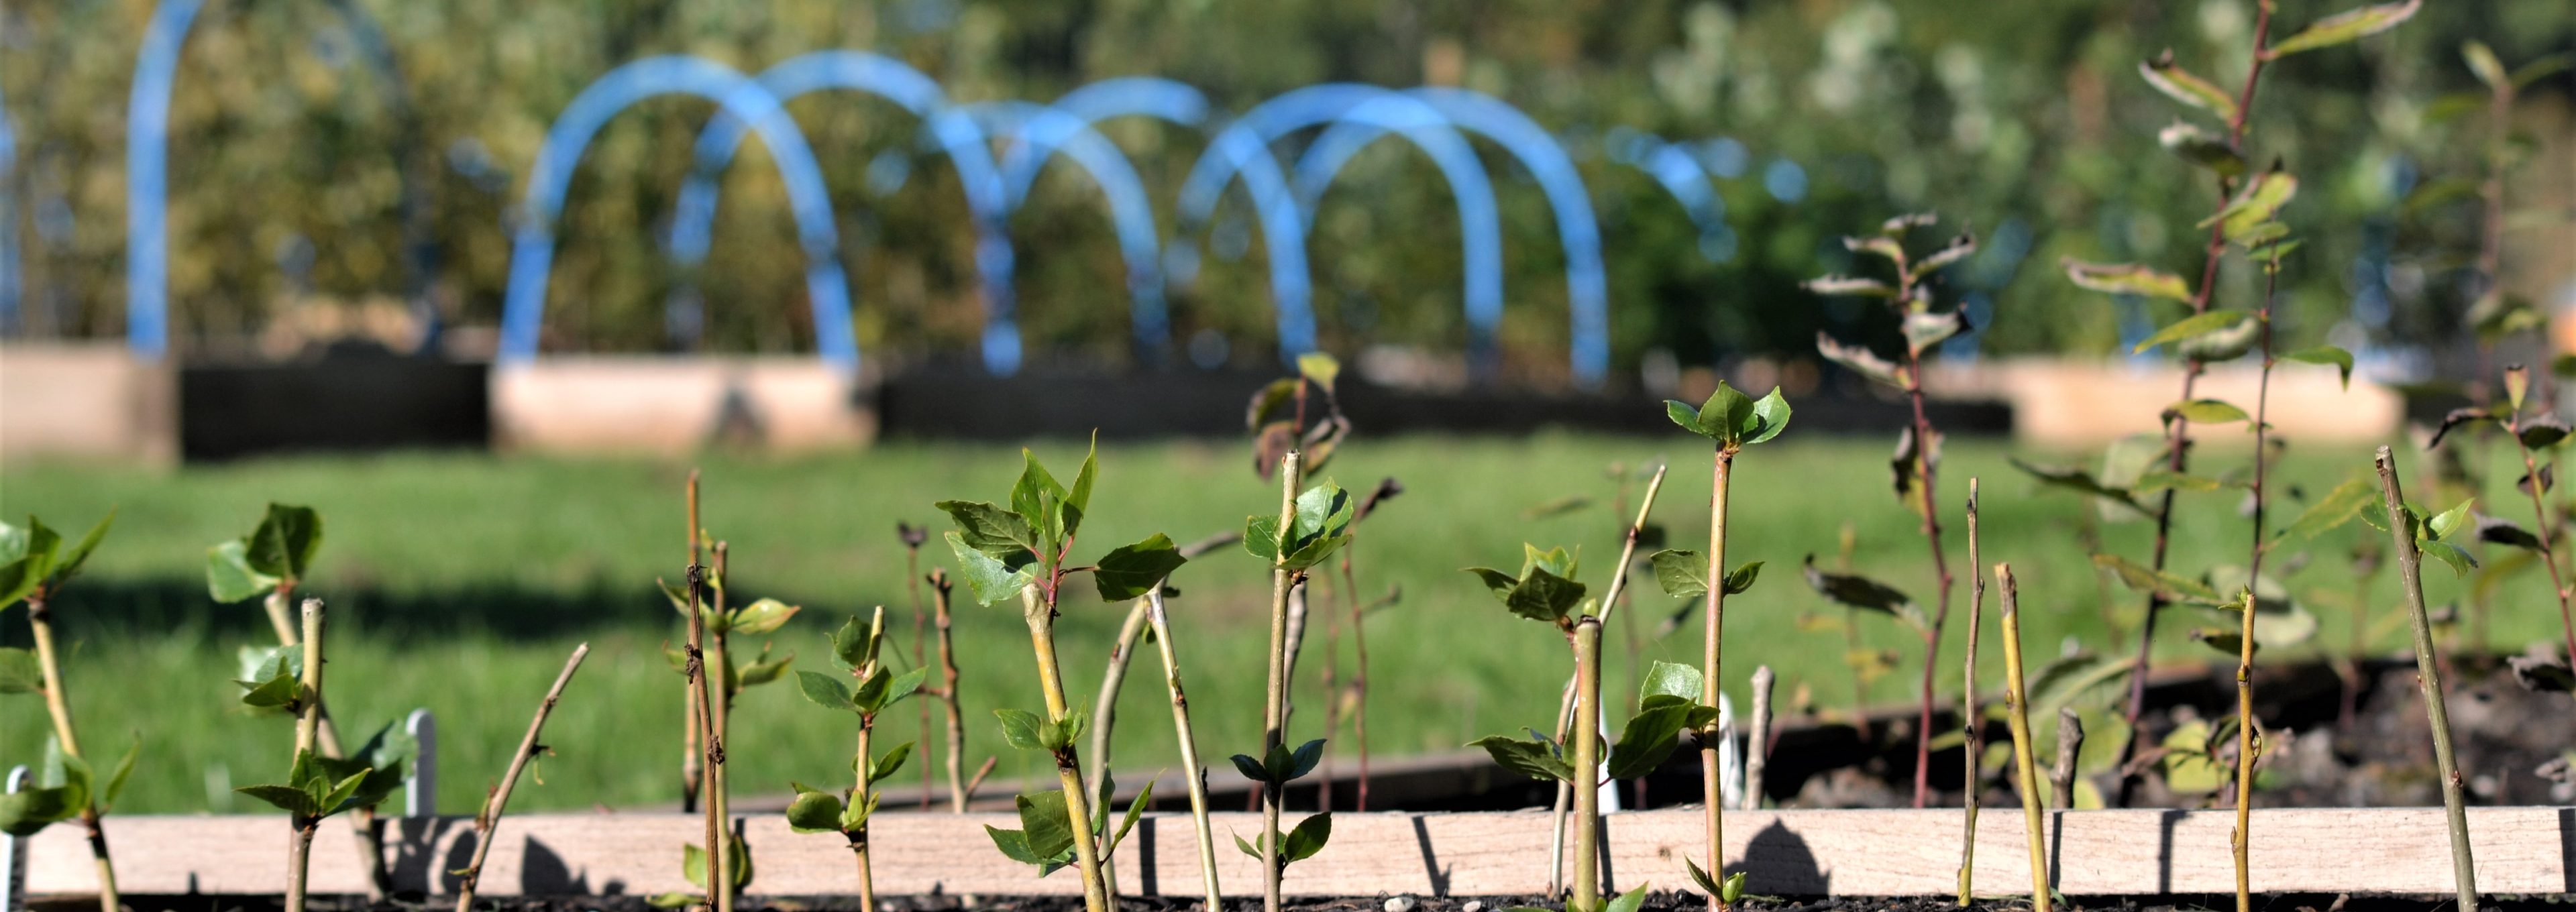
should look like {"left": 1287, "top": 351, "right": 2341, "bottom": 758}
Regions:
{"left": 18, "top": 807, "right": 2572, "bottom": 901}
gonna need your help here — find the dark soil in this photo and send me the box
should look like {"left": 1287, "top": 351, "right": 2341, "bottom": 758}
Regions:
{"left": 61, "top": 893, "right": 2576, "bottom": 912}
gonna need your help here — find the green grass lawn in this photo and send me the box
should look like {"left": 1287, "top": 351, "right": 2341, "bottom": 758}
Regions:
{"left": 1, "top": 433, "right": 2554, "bottom": 815}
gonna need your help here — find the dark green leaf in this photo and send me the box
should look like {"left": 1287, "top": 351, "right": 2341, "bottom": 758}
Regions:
{"left": 1606, "top": 702, "right": 1692, "bottom": 779}
{"left": 1640, "top": 661, "right": 1703, "bottom": 703}
{"left": 869, "top": 742, "right": 914, "bottom": 783}
{"left": 1742, "top": 387, "right": 1792, "bottom": 445}
{"left": 245, "top": 504, "right": 323, "bottom": 580}
{"left": 1014, "top": 790, "right": 1078, "bottom": 862}
{"left": 46, "top": 510, "right": 113, "bottom": 588}
{"left": 2426, "top": 407, "right": 2496, "bottom": 450}
{"left": 1093, "top": 533, "right": 1189, "bottom": 601}
{"left": 1065, "top": 436, "right": 1099, "bottom": 540}
{"left": 1721, "top": 561, "right": 1764, "bottom": 595}
{"left": 829, "top": 616, "right": 872, "bottom": 670}
{"left": 1503, "top": 565, "right": 1588, "bottom": 624}
{"left": 1104, "top": 775, "right": 1158, "bottom": 855}
{"left": 2008, "top": 458, "right": 2147, "bottom": 516}
{"left": 1283, "top": 812, "right": 1332, "bottom": 863}
{"left": 1801, "top": 557, "right": 1921, "bottom": 629}
{"left": 1229, "top": 753, "right": 1270, "bottom": 784}
{"left": 1694, "top": 382, "right": 1756, "bottom": 443}
{"left": 2156, "top": 122, "right": 2245, "bottom": 176}
{"left": 1284, "top": 738, "right": 1326, "bottom": 782}
{"left": 796, "top": 671, "right": 855, "bottom": 712}
{"left": 1603, "top": 883, "right": 1655, "bottom": 912}
{"left": 1663, "top": 400, "right": 1703, "bottom": 436}
{"left": 935, "top": 500, "right": 1040, "bottom": 561}
{"left": 2518, "top": 420, "right": 2569, "bottom": 450}
{"left": 2091, "top": 553, "right": 2223, "bottom": 605}
{"left": 233, "top": 784, "right": 316, "bottom": 817}
{"left": 1469, "top": 734, "right": 1574, "bottom": 782}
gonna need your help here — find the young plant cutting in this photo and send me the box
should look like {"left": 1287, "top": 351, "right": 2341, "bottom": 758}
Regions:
{"left": 789, "top": 609, "right": 928, "bottom": 912}
{"left": 0, "top": 511, "right": 129, "bottom": 912}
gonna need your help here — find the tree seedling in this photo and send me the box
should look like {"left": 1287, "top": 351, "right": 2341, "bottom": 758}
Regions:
{"left": 790, "top": 608, "right": 929, "bottom": 912}
{"left": 0, "top": 512, "right": 130, "bottom": 912}
{"left": 941, "top": 439, "right": 1188, "bottom": 912}
{"left": 1992, "top": 567, "right": 2050, "bottom": 912}
{"left": 898, "top": 520, "right": 938, "bottom": 810}
{"left": 1655, "top": 380, "right": 1787, "bottom": 912}
{"left": 1240, "top": 439, "right": 1354, "bottom": 912}
{"left": 1956, "top": 481, "right": 1984, "bottom": 907}
{"left": 657, "top": 483, "right": 799, "bottom": 912}
{"left": 453, "top": 643, "right": 590, "bottom": 912}
{"left": 2059, "top": 0, "right": 2410, "bottom": 806}
{"left": 1504, "top": 882, "right": 1658, "bottom": 912}
{"left": 2371, "top": 446, "right": 2480, "bottom": 912}
{"left": 2433, "top": 364, "right": 2576, "bottom": 670}
{"left": 231, "top": 598, "right": 411, "bottom": 912}
{"left": 207, "top": 503, "right": 410, "bottom": 899}
{"left": 1805, "top": 212, "right": 1976, "bottom": 808}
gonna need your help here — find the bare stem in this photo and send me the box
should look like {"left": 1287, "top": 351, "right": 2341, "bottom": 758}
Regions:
{"left": 932, "top": 570, "right": 969, "bottom": 812}
{"left": 1956, "top": 479, "right": 1984, "bottom": 907}
{"left": 2372, "top": 447, "right": 2480, "bottom": 912}
{"left": 1089, "top": 601, "right": 1152, "bottom": 788}
{"left": 1994, "top": 569, "right": 2049, "bottom": 912}
{"left": 1146, "top": 589, "right": 1224, "bottom": 911}
{"left": 1549, "top": 462, "right": 1671, "bottom": 891}
{"left": 1702, "top": 445, "right": 1736, "bottom": 912}
{"left": 2050, "top": 709, "right": 2084, "bottom": 810}
{"left": 1900, "top": 345, "right": 1954, "bottom": 811}
{"left": 454, "top": 643, "right": 590, "bottom": 912}
{"left": 684, "top": 471, "right": 704, "bottom": 814}
{"left": 2233, "top": 265, "right": 2282, "bottom": 912}
{"left": 1022, "top": 584, "right": 1112, "bottom": 912}
{"left": 1570, "top": 618, "right": 1603, "bottom": 912}
{"left": 907, "top": 541, "right": 933, "bottom": 811}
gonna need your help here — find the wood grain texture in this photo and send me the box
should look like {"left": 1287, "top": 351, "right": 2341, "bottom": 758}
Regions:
{"left": 24, "top": 807, "right": 2573, "bottom": 898}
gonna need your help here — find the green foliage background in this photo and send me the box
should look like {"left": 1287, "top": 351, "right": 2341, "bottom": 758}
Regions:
{"left": 3, "top": 1, "right": 2570, "bottom": 377}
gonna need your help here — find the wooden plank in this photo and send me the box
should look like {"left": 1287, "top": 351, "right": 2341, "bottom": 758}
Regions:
{"left": 24, "top": 808, "right": 2573, "bottom": 899}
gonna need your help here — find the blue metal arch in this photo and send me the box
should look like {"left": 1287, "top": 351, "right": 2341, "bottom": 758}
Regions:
{"left": 1177, "top": 84, "right": 1501, "bottom": 367}
{"left": 1, "top": 81, "right": 17, "bottom": 337}
{"left": 496, "top": 56, "right": 858, "bottom": 373}
{"left": 969, "top": 101, "right": 1173, "bottom": 354}
{"left": 125, "top": 0, "right": 433, "bottom": 360}
{"left": 664, "top": 51, "right": 1023, "bottom": 372}
{"left": 1604, "top": 127, "right": 1731, "bottom": 259}
{"left": 1287, "top": 87, "right": 1611, "bottom": 386}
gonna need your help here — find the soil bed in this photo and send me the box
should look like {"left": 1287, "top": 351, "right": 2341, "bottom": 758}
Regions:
{"left": 61, "top": 893, "right": 2576, "bottom": 912}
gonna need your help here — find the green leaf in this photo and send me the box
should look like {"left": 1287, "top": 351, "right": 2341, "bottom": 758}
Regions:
{"left": 1283, "top": 812, "right": 1332, "bottom": 864}
{"left": 201, "top": 538, "right": 276, "bottom": 602}
{"left": 1014, "top": 790, "right": 1078, "bottom": 864}
{"left": 1801, "top": 275, "right": 1896, "bottom": 298}
{"left": 244, "top": 504, "right": 323, "bottom": 581}
{"left": 100, "top": 736, "right": 140, "bottom": 812}
{"left": 1913, "top": 231, "right": 1977, "bottom": 276}
{"left": 1902, "top": 310, "right": 1970, "bottom": 356}
{"left": 1801, "top": 557, "right": 1921, "bottom": 630}
{"left": 0, "top": 783, "right": 81, "bottom": 837}
{"left": 2133, "top": 310, "right": 2250, "bottom": 355}
{"left": 1296, "top": 353, "right": 1342, "bottom": 394}
{"left": 935, "top": 500, "right": 1040, "bottom": 561}
{"left": 727, "top": 598, "right": 799, "bottom": 636}
{"left": 2025, "top": 652, "right": 2135, "bottom": 716}
{"left": 2008, "top": 458, "right": 2149, "bottom": 516}
{"left": 46, "top": 510, "right": 113, "bottom": 589}
{"left": 1640, "top": 661, "right": 1704, "bottom": 703}
{"left": 1648, "top": 549, "right": 1707, "bottom": 600}
{"left": 1721, "top": 561, "right": 1764, "bottom": 595}
{"left": 1051, "top": 711, "right": 1089, "bottom": 752}
{"left": 1742, "top": 387, "right": 1792, "bottom": 445}
{"left": 1815, "top": 334, "right": 1909, "bottom": 388}
{"left": 2265, "top": 0, "right": 2421, "bottom": 58}
{"left": 1685, "top": 858, "right": 1725, "bottom": 899}
{"left": 2427, "top": 407, "right": 2498, "bottom": 450}
{"left": 786, "top": 789, "right": 845, "bottom": 834}
{"left": 1093, "top": 533, "right": 1189, "bottom": 601}
{"left": 2463, "top": 40, "right": 2509, "bottom": 90}
{"left": 2275, "top": 477, "right": 2376, "bottom": 543}
{"left": 945, "top": 531, "right": 1037, "bottom": 608}
{"left": 2281, "top": 346, "right": 2354, "bottom": 389}
{"left": 1603, "top": 883, "right": 1656, "bottom": 912}
{"left": 1607, "top": 702, "right": 1692, "bottom": 779}
{"left": 0, "top": 519, "right": 56, "bottom": 608}
{"left": 1283, "top": 738, "right": 1326, "bottom": 782}
{"left": 995, "top": 709, "right": 1051, "bottom": 752}
{"left": 1502, "top": 565, "right": 1588, "bottom": 624}
{"left": 237, "top": 670, "right": 304, "bottom": 710}
{"left": 2091, "top": 553, "right": 2223, "bottom": 605}
{"left": 1065, "top": 435, "right": 1099, "bottom": 540}
{"left": 1663, "top": 400, "right": 1703, "bottom": 436}
{"left": 2165, "top": 399, "right": 2250, "bottom": 424}
{"left": 829, "top": 616, "right": 873, "bottom": 670}
{"left": 1010, "top": 450, "right": 1072, "bottom": 553}
{"left": 0, "top": 647, "right": 40, "bottom": 694}
{"left": 2426, "top": 499, "right": 2475, "bottom": 541}
{"left": 1229, "top": 753, "right": 1270, "bottom": 784}
{"left": 2512, "top": 52, "right": 2574, "bottom": 89}
{"left": 2197, "top": 171, "right": 2299, "bottom": 241}
{"left": 1268, "top": 481, "right": 1356, "bottom": 571}
{"left": 1470, "top": 734, "right": 1574, "bottom": 782}
{"left": 859, "top": 667, "right": 929, "bottom": 715}
{"left": 1104, "top": 775, "right": 1158, "bottom": 856}
{"left": 1694, "top": 381, "right": 1756, "bottom": 443}
{"left": 796, "top": 671, "right": 856, "bottom": 711}
{"left": 2140, "top": 53, "right": 2241, "bottom": 122}
{"left": 869, "top": 742, "right": 914, "bottom": 783}
{"left": 2519, "top": 420, "right": 2569, "bottom": 451}
{"left": 2063, "top": 259, "right": 2193, "bottom": 302}
{"left": 233, "top": 783, "right": 317, "bottom": 817}
{"left": 733, "top": 647, "right": 795, "bottom": 690}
